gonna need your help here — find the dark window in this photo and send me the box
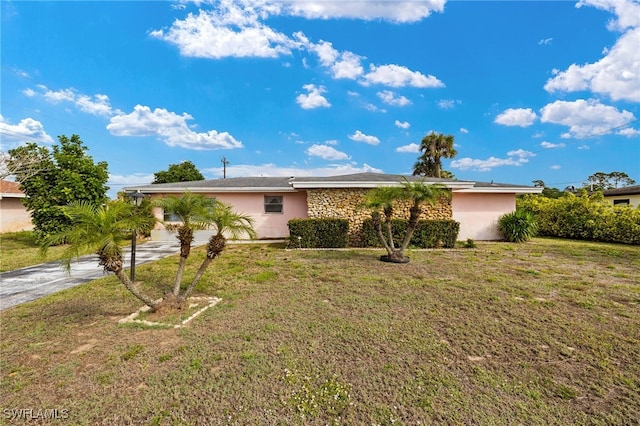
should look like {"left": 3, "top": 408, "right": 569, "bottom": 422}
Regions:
{"left": 163, "top": 211, "right": 182, "bottom": 222}
{"left": 265, "top": 196, "right": 283, "bottom": 213}
{"left": 613, "top": 199, "right": 630, "bottom": 206}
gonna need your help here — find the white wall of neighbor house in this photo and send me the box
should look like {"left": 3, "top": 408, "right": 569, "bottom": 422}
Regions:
{"left": 604, "top": 194, "right": 640, "bottom": 209}
{"left": 452, "top": 192, "right": 515, "bottom": 241}
{"left": 0, "top": 197, "right": 34, "bottom": 233}
{"left": 149, "top": 191, "right": 308, "bottom": 241}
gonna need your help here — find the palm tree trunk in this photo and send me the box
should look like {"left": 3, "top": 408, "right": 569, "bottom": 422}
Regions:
{"left": 114, "top": 268, "right": 159, "bottom": 311}
{"left": 182, "top": 257, "right": 213, "bottom": 300}
{"left": 400, "top": 204, "right": 422, "bottom": 253}
{"left": 173, "top": 255, "right": 187, "bottom": 296}
{"left": 372, "top": 213, "right": 393, "bottom": 255}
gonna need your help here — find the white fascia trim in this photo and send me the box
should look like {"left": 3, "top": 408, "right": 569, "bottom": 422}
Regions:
{"left": 454, "top": 187, "right": 543, "bottom": 194}
{"left": 124, "top": 187, "right": 296, "bottom": 193}
{"left": 0, "top": 193, "right": 26, "bottom": 199}
{"left": 292, "top": 181, "right": 475, "bottom": 189}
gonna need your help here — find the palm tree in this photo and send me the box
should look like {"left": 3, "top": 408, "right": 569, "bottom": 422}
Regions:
{"left": 363, "top": 186, "right": 404, "bottom": 259}
{"left": 182, "top": 202, "right": 256, "bottom": 300}
{"left": 397, "top": 179, "right": 449, "bottom": 253}
{"left": 412, "top": 132, "right": 457, "bottom": 178}
{"left": 156, "top": 192, "right": 220, "bottom": 299}
{"left": 40, "top": 200, "right": 160, "bottom": 310}
{"left": 364, "top": 179, "right": 449, "bottom": 263}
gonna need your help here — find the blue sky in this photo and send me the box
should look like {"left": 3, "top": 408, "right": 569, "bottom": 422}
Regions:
{"left": 1, "top": 0, "right": 639, "bottom": 198}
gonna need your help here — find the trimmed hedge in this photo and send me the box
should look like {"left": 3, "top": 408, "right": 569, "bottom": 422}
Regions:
{"left": 362, "top": 219, "right": 460, "bottom": 248}
{"left": 518, "top": 191, "right": 640, "bottom": 245}
{"left": 288, "top": 218, "right": 349, "bottom": 248}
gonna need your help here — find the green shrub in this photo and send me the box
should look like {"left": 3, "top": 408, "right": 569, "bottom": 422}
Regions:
{"left": 362, "top": 219, "right": 459, "bottom": 248}
{"left": 288, "top": 218, "right": 349, "bottom": 248}
{"left": 498, "top": 210, "right": 538, "bottom": 243}
{"left": 518, "top": 191, "right": 640, "bottom": 245}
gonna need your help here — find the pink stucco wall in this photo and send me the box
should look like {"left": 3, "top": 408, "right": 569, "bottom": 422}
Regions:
{"left": 151, "top": 191, "right": 308, "bottom": 241}
{"left": 452, "top": 192, "right": 515, "bottom": 240}
{"left": 0, "top": 198, "right": 34, "bottom": 233}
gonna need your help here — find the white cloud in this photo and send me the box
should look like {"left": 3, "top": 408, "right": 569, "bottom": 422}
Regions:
{"left": 395, "top": 120, "right": 410, "bottom": 129}
{"left": 362, "top": 64, "right": 444, "bottom": 88}
{"left": 283, "top": 0, "right": 446, "bottom": 23}
{"left": 107, "top": 104, "right": 243, "bottom": 150}
{"left": 306, "top": 144, "right": 350, "bottom": 160}
{"left": 618, "top": 127, "right": 640, "bottom": 137}
{"left": 31, "top": 85, "right": 120, "bottom": 117}
{"left": 438, "top": 99, "right": 460, "bottom": 109}
{"left": 544, "top": 0, "right": 640, "bottom": 103}
{"left": 540, "top": 141, "right": 566, "bottom": 149}
{"left": 377, "top": 90, "right": 411, "bottom": 107}
{"left": 396, "top": 143, "right": 420, "bottom": 153}
{"left": 550, "top": 165, "right": 561, "bottom": 170}
{"left": 495, "top": 108, "right": 537, "bottom": 127}
{"left": 578, "top": 145, "right": 590, "bottom": 150}
{"left": 538, "top": 37, "right": 553, "bottom": 45}
{"left": 296, "top": 84, "right": 331, "bottom": 109}
{"left": 150, "top": 6, "right": 297, "bottom": 59}
{"left": 307, "top": 40, "right": 365, "bottom": 80}
{"left": 577, "top": 0, "right": 640, "bottom": 31}
{"left": 203, "top": 162, "right": 383, "bottom": 179}
{"left": 451, "top": 149, "right": 535, "bottom": 172}
{"left": 459, "top": 128, "right": 469, "bottom": 134}
{"left": 539, "top": 99, "right": 635, "bottom": 138}
{"left": 0, "top": 115, "right": 54, "bottom": 146}
{"left": 349, "top": 130, "right": 380, "bottom": 145}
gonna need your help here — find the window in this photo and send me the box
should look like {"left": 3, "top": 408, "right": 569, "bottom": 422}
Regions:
{"left": 265, "top": 196, "right": 283, "bottom": 213}
{"left": 163, "top": 211, "right": 182, "bottom": 222}
{"left": 613, "top": 199, "right": 630, "bottom": 206}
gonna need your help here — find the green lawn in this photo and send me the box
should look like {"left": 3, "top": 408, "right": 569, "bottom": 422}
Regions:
{"left": 1, "top": 238, "right": 638, "bottom": 424}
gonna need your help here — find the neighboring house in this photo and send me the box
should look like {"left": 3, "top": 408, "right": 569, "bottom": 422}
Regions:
{"left": 125, "top": 172, "right": 542, "bottom": 244}
{"left": 0, "top": 180, "right": 33, "bottom": 233}
{"left": 602, "top": 185, "right": 640, "bottom": 208}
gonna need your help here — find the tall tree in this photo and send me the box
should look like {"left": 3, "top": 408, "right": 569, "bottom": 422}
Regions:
{"left": 8, "top": 135, "right": 109, "bottom": 240}
{"left": 153, "top": 161, "right": 204, "bottom": 184}
{"left": 412, "top": 132, "right": 457, "bottom": 178}
{"left": 583, "top": 171, "right": 636, "bottom": 191}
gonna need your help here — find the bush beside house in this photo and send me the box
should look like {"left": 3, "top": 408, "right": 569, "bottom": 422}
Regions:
{"left": 519, "top": 191, "right": 640, "bottom": 245}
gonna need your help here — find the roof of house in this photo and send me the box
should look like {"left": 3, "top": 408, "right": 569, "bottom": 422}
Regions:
{"left": 602, "top": 185, "right": 640, "bottom": 197}
{"left": 0, "top": 180, "right": 25, "bottom": 199}
{"left": 125, "top": 172, "right": 541, "bottom": 194}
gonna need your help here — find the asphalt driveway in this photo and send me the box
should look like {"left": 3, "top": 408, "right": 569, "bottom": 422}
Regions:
{"left": 0, "top": 241, "right": 185, "bottom": 311}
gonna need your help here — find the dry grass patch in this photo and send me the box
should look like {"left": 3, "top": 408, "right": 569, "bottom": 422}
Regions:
{"left": 1, "top": 238, "right": 638, "bottom": 424}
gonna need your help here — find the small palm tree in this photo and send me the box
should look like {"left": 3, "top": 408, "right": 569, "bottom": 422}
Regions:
{"left": 156, "top": 192, "right": 220, "bottom": 298}
{"left": 40, "top": 200, "right": 160, "bottom": 310}
{"left": 182, "top": 202, "right": 256, "bottom": 299}
{"left": 364, "top": 179, "right": 449, "bottom": 262}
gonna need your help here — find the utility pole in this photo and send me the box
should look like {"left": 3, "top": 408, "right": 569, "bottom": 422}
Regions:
{"left": 221, "top": 156, "right": 229, "bottom": 179}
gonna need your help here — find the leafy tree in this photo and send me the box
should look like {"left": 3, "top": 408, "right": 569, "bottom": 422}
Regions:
{"left": 363, "top": 179, "right": 449, "bottom": 262}
{"left": 530, "top": 180, "right": 564, "bottom": 199}
{"left": 583, "top": 171, "right": 636, "bottom": 191}
{"left": 41, "top": 200, "right": 160, "bottom": 309}
{"left": 7, "top": 135, "right": 109, "bottom": 240}
{"left": 153, "top": 161, "right": 204, "bottom": 184}
{"left": 412, "top": 132, "right": 457, "bottom": 178}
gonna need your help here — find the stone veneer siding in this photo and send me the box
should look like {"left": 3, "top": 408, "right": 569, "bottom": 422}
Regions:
{"left": 306, "top": 188, "right": 453, "bottom": 246}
